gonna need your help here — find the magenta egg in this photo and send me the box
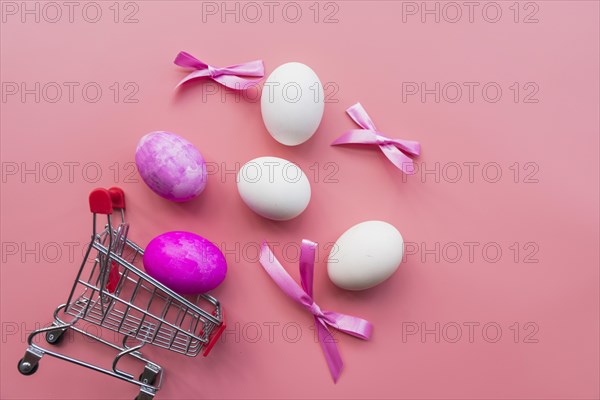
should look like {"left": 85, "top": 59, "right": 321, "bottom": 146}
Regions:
{"left": 135, "top": 131, "right": 207, "bottom": 202}
{"left": 143, "top": 231, "right": 226, "bottom": 295}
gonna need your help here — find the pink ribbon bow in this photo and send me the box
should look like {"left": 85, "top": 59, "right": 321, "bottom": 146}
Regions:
{"left": 174, "top": 51, "right": 264, "bottom": 90}
{"left": 332, "top": 103, "right": 421, "bottom": 174}
{"left": 259, "top": 240, "right": 373, "bottom": 382}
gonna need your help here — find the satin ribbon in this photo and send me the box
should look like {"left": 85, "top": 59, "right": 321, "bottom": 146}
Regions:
{"left": 332, "top": 103, "right": 421, "bottom": 174}
{"left": 259, "top": 240, "right": 373, "bottom": 382}
{"left": 174, "top": 51, "right": 264, "bottom": 90}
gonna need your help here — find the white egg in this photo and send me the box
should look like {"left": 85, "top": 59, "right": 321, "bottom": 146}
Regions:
{"left": 237, "top": 156, "right": 311, "bottom": 221}
{"left": 328, "top": 221, "right": 404, "bottom": 290}
{"left": 260, "top": 62, "right": 324, "bottom": 146}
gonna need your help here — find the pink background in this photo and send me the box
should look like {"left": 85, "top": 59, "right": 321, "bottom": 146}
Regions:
{"left": 1, "top": 1, "right": 599, "bottom": 399}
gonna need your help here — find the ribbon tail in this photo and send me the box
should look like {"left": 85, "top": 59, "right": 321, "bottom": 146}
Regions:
{"left": 213, "top": 75, "right": 263, "bottom": 90}
{"left": 315, "top": 316, "right": 343, "bottom": 383}
{"left": 299, "top": 240, "right": 317, "bottom": 297}
{"left": 379, "top": 144, "right": 416, "bottom": 174}
{"left": 174, "top": 51, "right": 209, "bottom": 70}
{"left": 221, "top": 60, "right": 265, "bottom": 77}
{"left": 259, "top": 242, "right": 314, "bottom": 305}
{"left": 322, "top": 311, "right": 373, "bottom": 340}
{"left": 175, "top": 69, "right": 211, "bottom": 88}
{"left": 331, "top": 129, "right": 380, "bottom": 146}
{"left": 346, "top": 103, "right": 377, "bottom": 130}
{"left": 392, "top": 139, "right": 421, "bottom": 157}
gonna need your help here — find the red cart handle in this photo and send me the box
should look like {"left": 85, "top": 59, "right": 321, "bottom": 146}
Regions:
{"left": 203, "top": 307, "right": 226, "bottom": 357}
{"left": 89, "top": 188, "right": 112, "bottom": 214}
{"left": 89, "top": 187, "right": 126, "bottom": 214}
{"left": 108, "top": 187, "right": 126, "bottom": 210}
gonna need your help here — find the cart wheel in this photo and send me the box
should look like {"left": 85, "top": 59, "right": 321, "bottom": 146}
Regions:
{"left": 17, "top": 358, "right": 39, "bottom": 376}
{"left": 45, "top": 329, "right": 65, "bottom": 345}
{"left": 139, "top": 372, "right": 156, "bottom": 386}
{"left": 134, "top": 392, "right": 154, "bottom": 400}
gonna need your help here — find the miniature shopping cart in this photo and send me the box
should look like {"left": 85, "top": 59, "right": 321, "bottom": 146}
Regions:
{"left": 18, "top": 187, "right": 226, "bottom": 399}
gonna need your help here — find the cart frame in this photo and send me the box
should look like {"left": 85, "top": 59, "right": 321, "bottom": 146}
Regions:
{"left": 18, "top": 187, "right": 226, "bottom": 400}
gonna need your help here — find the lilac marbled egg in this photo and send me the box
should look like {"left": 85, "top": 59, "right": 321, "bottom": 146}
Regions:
{"left": 143, "top": 231, "right": 227, "bottom": 295}
{"left": 135, "top": 131, "right": 207, "bottom": 202}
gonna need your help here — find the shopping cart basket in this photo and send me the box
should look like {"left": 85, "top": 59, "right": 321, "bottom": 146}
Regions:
{"left": 18, "top": 187, "right": 226, "bottom": 399}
